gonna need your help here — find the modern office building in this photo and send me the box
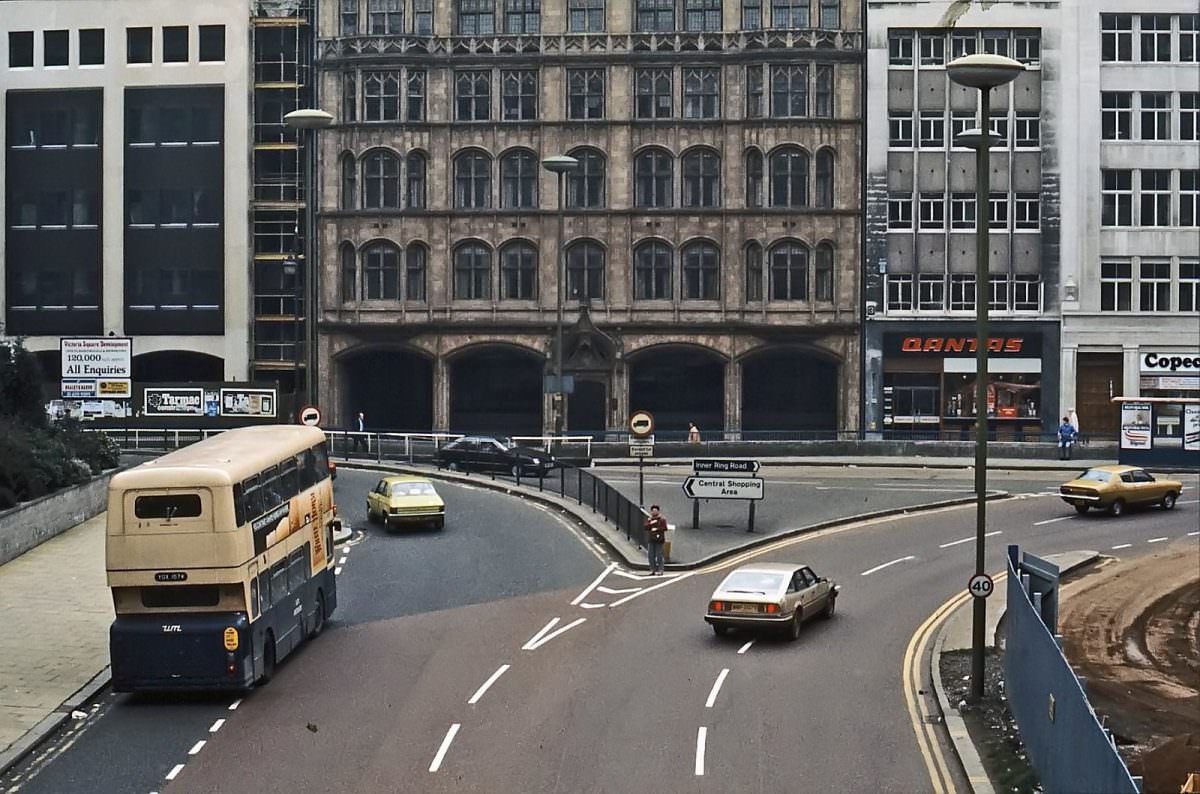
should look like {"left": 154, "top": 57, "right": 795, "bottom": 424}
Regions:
{"left": 315, "top": 0, "right": 865, "bottom": 435}
{"left": 1, "top": 0, "right": 252, "bottom": 385}
{"left": 863, "top": 2, "right": 1061, "bottom": 439}
{"left": 1057, "top": 3, "right": 1199, "bottom": 437}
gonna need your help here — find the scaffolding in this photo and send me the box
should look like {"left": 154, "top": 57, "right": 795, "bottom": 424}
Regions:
{"left": 250, "top": 0, "right": 314, "bottom": 384}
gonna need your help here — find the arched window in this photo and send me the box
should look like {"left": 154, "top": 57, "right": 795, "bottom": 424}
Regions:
{"left": 340, "top": 241, "right": 356, "bottom": 302}
{"left": 815, "top": 242, "right": 834, "bottom": 302}
{"left": 566, "top": 240, "right": 605, "bottom": 300}
{"left": 500, "top": 241, "right": 538, "bottom": 300}
{"left": 453, "top": 241, "right": 492, "bottom": 299}
{"left": 363, "top": 150, "right": 401, "bottom": 209}
{"left": 769, "top": 147, "right": 809, "bottom": 208}
{"left": 682, "top": 241, "right": 720, "bottom": 300}
{"left": 500, "top": 149, "right": 538, "bottom": 209}
{"left": 745, "top": 149, "right": 764, "bottom": 209}
{"left": 406, "top": 151, "right": 427, "bottom": 209}
{"left": 634, "top": 148, "right": 673, "bottom": 208}
{"left": 454, "top": 150, "right": 492, "bottom": 209}
{"left": 406, "top": 242, "right": 427, "bottom": 301}
{"left": 340, "top": 152, "right": 357, "bottom": 210}
{"left": 634, "top": 240, "right": 672, "bottom": 300}
{"left": 681, "top": 149, "right": 720, "bottom": 208}
{"left": 745, "top": 241, "right": 763, "bottom": 302}
{"left": 567, "top": 148, "right": 606, "bottom": 209}
{"left": 769, "top": 240, "right": 808, "bottom": 301}
{"left": 362, "top": 242, "right": 401, "bottom": 299}
{"left": 815, "top": 149, "right": 835, "bottom": 209}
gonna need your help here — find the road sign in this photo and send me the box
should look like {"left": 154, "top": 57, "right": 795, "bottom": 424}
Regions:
{"left": 629, "top": 410, "right": 655, "bottom": 438}
{"left": 298, "top": 405, "right": 322, "bottom": 427}
{"left": 968, "top": 573, "right": 995, "bottom": 599}
{"left": 629, "top": 443, "right": 655, "bottom": 457}
{"left": 682, "top": 476, "right": 765, "bottom": 500}
{"left": 693, "top": 458, "right": 760, "bottom": 474}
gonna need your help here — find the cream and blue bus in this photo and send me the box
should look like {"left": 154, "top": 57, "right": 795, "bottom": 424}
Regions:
{"left": 106, "top": 426, "right": 340, "bottom": 691}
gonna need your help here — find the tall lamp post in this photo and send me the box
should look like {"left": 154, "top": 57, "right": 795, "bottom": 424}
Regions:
{"left": 283, "top": 108, "right": 333, "bottom": 410}
{"left": 541, "top": 154, "right": 579, "bottom": 436}
{"left": 946, "top": 53, "right": 1024, "bottom": 701}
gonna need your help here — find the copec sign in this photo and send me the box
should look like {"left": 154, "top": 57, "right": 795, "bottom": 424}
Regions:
{"left": 1140, "top": 352, "right": 1200, "bottom": 375}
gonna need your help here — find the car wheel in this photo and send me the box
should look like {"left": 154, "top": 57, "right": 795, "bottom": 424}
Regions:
{"left": 1109, "top": 499, "right": 1125, "bottom": 517}
{"left": 788, "top": 611, "right": 802, "bottom": 641}
{"left": 822, "top": 594, "right": 836, "bottom": 620}
{"left": 1073, "top": 504, "right": 1090, "bottom": 515}
{"left": 712, "top": 624, "right": 729, "bottom": 637}
{"left": 1162, "top": 492, "right": 1177, "bottom": 510}
{"left": 436, "top": 517, "right": 445, "bottom": 530}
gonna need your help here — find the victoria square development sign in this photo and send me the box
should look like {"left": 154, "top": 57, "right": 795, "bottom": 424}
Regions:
{"left": 61, "top": 338, "right": 132, "bottom": 399}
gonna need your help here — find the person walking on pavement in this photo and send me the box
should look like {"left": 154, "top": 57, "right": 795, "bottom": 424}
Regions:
{"left": 644, "top": 505, "right": 668, "bottom": 575}
{"left": 1057, "top": 415, "right": 1077, "bottom": 460}
{"left": 687, "top": 422, "right": 701, "bottom": 444}
{"left": 353, "top": 411, "right": 368, "bottom": 454}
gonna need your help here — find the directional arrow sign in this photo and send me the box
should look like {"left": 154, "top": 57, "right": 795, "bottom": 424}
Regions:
{"left": 682, "top": 476, "right": 765, "bottom": 500}
{"left": 692, "top": 458, "right": 761, "bottom": 474}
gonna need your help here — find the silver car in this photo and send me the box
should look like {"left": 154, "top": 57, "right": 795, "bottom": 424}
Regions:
{"left": 705, "top": 562, "right": 839, "bottom": 640}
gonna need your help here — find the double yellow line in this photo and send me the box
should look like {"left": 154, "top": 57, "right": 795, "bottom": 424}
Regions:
{"left": 903, "top": 570, "right": 1008, "bottom": 793}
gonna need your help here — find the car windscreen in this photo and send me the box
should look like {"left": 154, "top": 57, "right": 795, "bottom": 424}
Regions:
{"left": 390, "top": 482, "right": 437, "bottom": 496}
{"left": 719, "top": 570, "right": 786, "bottom": 595}
{"left": 1077, "top": 470, "right": 1114, "bottom": 483}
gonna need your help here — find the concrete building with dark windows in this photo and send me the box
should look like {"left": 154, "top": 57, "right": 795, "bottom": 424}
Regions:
{"left": 863, "top": 4, "right": 1061, "bottom": 439}
{"left": 315, "top": 0, "right": 864, "bottom": 435}
{"left": 1, "top": 0, "right": 250, "bottom": 385}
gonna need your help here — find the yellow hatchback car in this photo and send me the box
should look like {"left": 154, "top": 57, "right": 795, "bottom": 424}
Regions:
{"left": 1058, "top": 465, "right": 1183, "bottom": 517}
{"left": 366, "top": 475, "right": 446, "bottom": 531}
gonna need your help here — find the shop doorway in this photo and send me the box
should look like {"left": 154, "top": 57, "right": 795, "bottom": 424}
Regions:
{"left": 568, "top": 380, "right": 607, "bottom": 436}
{"left": 1076, "top": 353, "right": 1123, "bottom": 439}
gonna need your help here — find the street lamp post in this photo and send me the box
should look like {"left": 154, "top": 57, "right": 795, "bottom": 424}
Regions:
{"left": 541, "top": 154, "right": 579, "bottom": 436}
{"left": 946, "top": 53, "right": 1024, "bottom": 702}
{"left": 283, "top": 108, "right": 334, "bottom": 410}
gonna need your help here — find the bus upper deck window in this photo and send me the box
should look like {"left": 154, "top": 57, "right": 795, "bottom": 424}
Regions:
{"left": 134, "top": 494, "right": 203, "bottom": 520}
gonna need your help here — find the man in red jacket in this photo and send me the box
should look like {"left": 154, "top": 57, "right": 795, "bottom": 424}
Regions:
{"left": 644, "top": 505, "right": 668, "bottom": 575}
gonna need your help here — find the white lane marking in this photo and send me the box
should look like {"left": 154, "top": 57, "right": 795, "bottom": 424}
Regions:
{"left": 704, "top": 669, "right": 730, "bottom": 709}
{"left": 1034, "top": 516, "right": 1074, "bottom": 526}
{"left": 860, "top": 556, "right": 915, "bottom": 576}
{"left": 524, "top": 618, "right": 587, "bottom": 651}
{"left": 1188, "top": 531, "right": 1199, "bottom": 537}
{"left": 429, "top": 723, "right": 461, "bottom": 772}
{"left": 165, "top": 764, "right": 185, "bottom": 781}
{"left": 737, "top": 640, "right": 755, "bottom": 655}
{"left": 571, "top": 563, "right": 617, "bottom": 606}
{"left": 613, "top": 569, "right": 680, "bottom": 581}
{"left": 579, "top": 602, "right": 606, "bottom": 609}
{"left": 467, "top": 664, "right": 510, "bottom": 705}
{"left": 609, "top": 572, "right": 695, "bottom": 607}
{"left": 335, "top": 566, "right": 343, "bottom": 576}
{"left": 1147, "top": 537, "right": 1169, "bottom": 544}
{"left": 339, "top": 557, "right": 348, "bottom": 565}
{"left": 522, "top": 618, "right": 560, "bottom": 650}
{"left": 228, "top": 699, "right": 241, "bottom": 711}
{"left": 596, "top": 585, "right": 640, "bottom": 595}
{"left": 1180, "top": 500, "right": 1199, "bottom": 505}
{"left": 188, "top": 740, "right": 206, "bottom": 756}
{"left": 937, "top": 531, "right": 1001, "bottom": 549}
{"left": 694, "top": 727, "right": 707, "bottom": 776}
{"left": 1111, "top": 543, "right": 1132, "bottom": 550}
{"left": 209, "top": 719, "right": 225, "bottom": 733}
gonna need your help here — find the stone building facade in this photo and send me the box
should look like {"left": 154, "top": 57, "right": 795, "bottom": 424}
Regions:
{"left": 314, "top": 0, "right": 863, "bottom": 436}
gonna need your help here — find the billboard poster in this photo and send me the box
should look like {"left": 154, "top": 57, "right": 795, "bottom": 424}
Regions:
{"left": 220, "top": 388, "right": 276, "bottom": 418}
{"left": 60, "top": 338, "right": 132, "bottom": 399}
{"left": 1120, "top": 402, "right": 1153, "bottom": 450}
{"left": 144, "top": 388, "right": 204, "bottom": 416}
{"left": 1184, "top": 405, "right": 1200, "bottom": 452}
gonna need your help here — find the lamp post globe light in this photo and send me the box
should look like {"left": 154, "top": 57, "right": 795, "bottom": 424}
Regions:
{"left": 946, "top": 53, "right": 1024, "bottom": 703}
{"left": 541, "top": 155, "right": 580, "bottom": 436}
{"left": 282, "top": 108, "right": 334, "bottom": 410}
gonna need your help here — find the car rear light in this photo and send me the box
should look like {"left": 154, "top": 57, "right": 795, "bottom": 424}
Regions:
{"left": 765, "top": 604, "right": 780, "bottom": 614}
{"left": 710, "top": 601, "right": 724, "bottom": 612}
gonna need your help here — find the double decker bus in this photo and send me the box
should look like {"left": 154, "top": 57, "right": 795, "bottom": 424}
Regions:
{"left": 106, "top": 426, "right": 340, "bottom": 691}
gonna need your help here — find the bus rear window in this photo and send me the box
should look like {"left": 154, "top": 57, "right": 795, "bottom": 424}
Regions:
{"left": 135, "top": 494, "right": 203, "bottom": 519}
{"left": 141, "top": 585, "right": 220, "bottom": 608}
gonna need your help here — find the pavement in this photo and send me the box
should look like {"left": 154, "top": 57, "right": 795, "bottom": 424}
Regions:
{"left": 596, "top": 455, "right": 1117, "bottom": 471}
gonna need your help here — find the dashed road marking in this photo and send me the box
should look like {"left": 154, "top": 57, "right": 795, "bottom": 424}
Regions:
{"left": 1147, "top": 537, "right": 1169, "bottom": 544}
{"left": 188, "top": 740, "right": 206, "bottom": 756}
{"left": 1188, "top": 531, "right": 1199, "bottom": 537}
{"left": 228, "top": 699, "right": 241, "bottom": 711}
{"left": 1112, "top": 543, "right": 1132, "bottom": 550}
{"left": 694, "top": 727, "right": 707, "bottom": 776}
{"left": 737, "top": 640, "right": 755, "bottom": 655}
{"left": 209, "top": 719, "right": 225, "bottom": 733}
{"left": 165, "top": 764, "right": 184, "bottom": 781}
{"left": 467, "top": 664, "right": 510, "bottom": 705}
{"left": 429, "top": 724, "right": 461, "bottom": 772}
{"left": 938, "top": 531, "right": 1001, "bottom": 549}
{"left": 860, "top": 556, "right": 915, "bottom": 576}
{"left": 579, "top": 602, "right": 605, "bottom": 609}
{"left": 596, "top": 585, "right": 640, "bottom": 595}
{"left": 1034, "top": 516, "right": 1074, "bottom": 526}
{"left": 704, "top": 669, "right": 730, "bottom": 709}
{"left": 523, "top": 618, "right": 587, "bottom": 651}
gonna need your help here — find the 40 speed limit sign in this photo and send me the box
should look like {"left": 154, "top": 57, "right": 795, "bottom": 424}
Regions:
{"left": 968, "top": 573, "right": 995, "bottom": 599}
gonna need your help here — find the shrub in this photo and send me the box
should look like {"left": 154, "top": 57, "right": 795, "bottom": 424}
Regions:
{"left": 56, "top": 419, "right": 121, "bottom": 474}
